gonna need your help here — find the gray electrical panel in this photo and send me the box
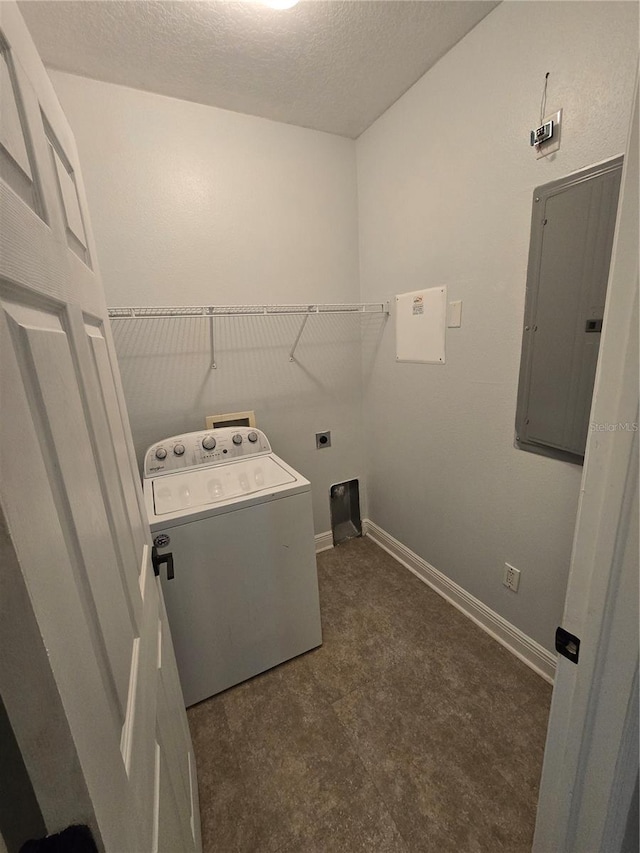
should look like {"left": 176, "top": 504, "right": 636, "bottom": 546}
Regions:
{"left": 516, "top": 157, "right": 623, "bottom": 462}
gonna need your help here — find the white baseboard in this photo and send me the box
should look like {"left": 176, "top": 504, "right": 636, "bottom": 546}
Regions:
{"left": 362, "top": 519, "right": 556, "bottom": 684}
{"left": 314, "top": 531, "right": 334, "bottom": 553}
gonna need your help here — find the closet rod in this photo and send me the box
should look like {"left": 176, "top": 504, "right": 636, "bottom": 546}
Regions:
{"left": 107, "top": 302, "right": 389, "bottom": 320}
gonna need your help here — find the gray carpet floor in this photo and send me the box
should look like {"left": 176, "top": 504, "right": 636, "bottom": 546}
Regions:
{"left": 188, "top": 536, "right": 552, "bottom": 852}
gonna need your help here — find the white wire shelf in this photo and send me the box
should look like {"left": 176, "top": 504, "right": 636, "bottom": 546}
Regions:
{"left": 107, "top": 302, "right": 388, "bottom": 319}
{"left": 108, "top": 302, "right": 389, "bottom": 368}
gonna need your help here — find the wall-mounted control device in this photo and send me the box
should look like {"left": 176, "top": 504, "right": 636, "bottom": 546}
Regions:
{"left": 530, "top": 120, "right": 554, "bottom": 147}
{"left": 530, "top": 109, "right": 562, "bottom": 159}
{"left": 144, "top": 427, "right": 271, "bottom": 477}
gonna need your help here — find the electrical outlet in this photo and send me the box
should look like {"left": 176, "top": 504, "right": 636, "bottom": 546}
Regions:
{"left": 503, "top": 563, "right": 521, "bottom": 592}
{"left": 316, "top": 431, "right": 331, "bottom": 449}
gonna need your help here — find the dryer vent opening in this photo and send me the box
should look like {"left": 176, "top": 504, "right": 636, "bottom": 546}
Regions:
{"left": 330, "top": 480, "right": 362, "bottom": 546}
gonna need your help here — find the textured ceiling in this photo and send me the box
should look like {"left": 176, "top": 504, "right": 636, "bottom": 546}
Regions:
{"left": 19, "top": 0, "right": 499, "bottom": 138}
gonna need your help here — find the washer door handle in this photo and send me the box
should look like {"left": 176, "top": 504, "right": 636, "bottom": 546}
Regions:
{"left": 152, "top": 545, "right": 175, "bottom": 581}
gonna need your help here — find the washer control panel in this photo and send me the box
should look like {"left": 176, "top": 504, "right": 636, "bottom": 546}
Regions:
{"left": 144, "top": 427, "right": 271, "bottom": 477}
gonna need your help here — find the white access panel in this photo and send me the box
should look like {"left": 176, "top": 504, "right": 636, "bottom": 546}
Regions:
{"left": 395, "top": 286, "right": 447, "bottom": 364}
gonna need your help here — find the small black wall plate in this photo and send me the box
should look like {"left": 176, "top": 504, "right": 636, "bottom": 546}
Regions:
{"left": 555, "top": 626, "right": 580, "bottom": 664}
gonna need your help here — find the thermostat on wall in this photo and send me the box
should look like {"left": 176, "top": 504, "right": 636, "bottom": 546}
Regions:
{"left": 530, "top": 109, "right": 562, "bottom": 159}
{"left": 530, "top": 120, "right": 554, "bottom": 147}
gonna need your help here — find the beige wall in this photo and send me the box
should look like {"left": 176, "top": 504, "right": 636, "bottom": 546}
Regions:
{"left": 49, "top": 0, "right": 638, "bottom": 651}
{"left": 50, "top": 71, "right": 366, "bottom": 534}
{"left": 356, "top": 0, "right": 638, "bottom": 651}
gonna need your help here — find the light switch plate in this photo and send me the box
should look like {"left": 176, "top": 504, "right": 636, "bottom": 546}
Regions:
{"left": 447, "top": 300, "right": 462, "bottom": 328}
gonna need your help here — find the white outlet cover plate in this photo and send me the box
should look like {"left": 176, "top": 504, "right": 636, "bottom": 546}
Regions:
{"left": 504, "top": 562, "right": 521, "bottom": 591}
{"left": 535, "top": 109, "right": 562, "bottom": 160}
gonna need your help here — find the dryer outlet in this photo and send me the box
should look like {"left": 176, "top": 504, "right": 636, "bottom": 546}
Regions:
{"left": 316, "top": 431, "right": 331, "bottom": 449}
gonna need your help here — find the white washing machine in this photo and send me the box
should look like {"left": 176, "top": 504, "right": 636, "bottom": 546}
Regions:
{"left": 143, "top": 427, "right": 322, "bottom": 706}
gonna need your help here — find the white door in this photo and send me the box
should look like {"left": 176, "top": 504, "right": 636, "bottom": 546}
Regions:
{"left": 0, "top": 4, "right": 201, "bottom": 851}
{"left": 533, "top": 80, "right": 638, "bottom": 852}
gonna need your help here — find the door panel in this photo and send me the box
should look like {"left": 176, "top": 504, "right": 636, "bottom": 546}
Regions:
{"left": 159, "top": 596, "right": 202, "bottom": 849}
{"left": 0, "top": 4, "right": 200, "bottom": 850}
{"left": 84, "top": 321, "right": 148, "bottom": 564}
{"left": 77, "top": 317, "right": 145, "bottom": 621}
{"left": 155, "top": 739, "right": 186, "bottom": 853}
{"left": 0, "top": 38, "right": 41, "bottom": 216}
{"left": 43, "top": 114, "right": 91, "bottom": 266}
{"left": 3, "top": 297, "right": 136, "bottom": 727}
{"left": 0, "top": 45, "right": 31, "bottom": 175}
{"left": 157, "top": 671, "right": 195, "bottom": 851}
{"left": 123, "top": 559, "right": 159, "bottom": 844}
{"left": 0, "top": 291, "right": 139, "bottom": 851}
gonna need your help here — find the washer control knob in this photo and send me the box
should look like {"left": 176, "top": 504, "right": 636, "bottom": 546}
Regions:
{"left": 155, "top": 447, "right": 167, "bottom": 460}
{"left": 173, "top": 443, "right": 185, "bottom": 456}
{"left": 247, "top": 431, "right": 258, "bottom": 443}
{"left": 232, "top": 434, "right": 243, "bottom": 445}
{"left": 202, "top": 435, "right": 216, "bottom": 451}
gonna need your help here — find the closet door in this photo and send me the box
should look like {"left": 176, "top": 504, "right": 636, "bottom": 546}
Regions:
{"left": 0, "top": 4, "right": 200, "bottom": 851}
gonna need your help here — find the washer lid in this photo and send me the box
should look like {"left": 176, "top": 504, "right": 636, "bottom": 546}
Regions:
{"left": 152, "top": 455, "right": 296, "bottom": 516}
